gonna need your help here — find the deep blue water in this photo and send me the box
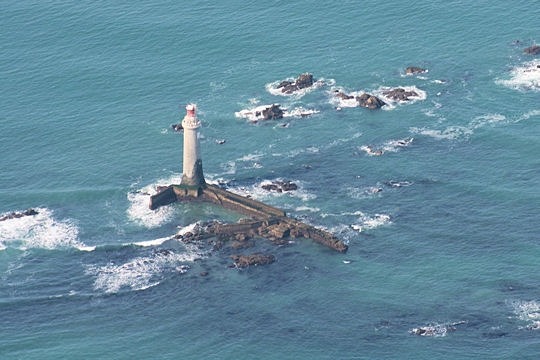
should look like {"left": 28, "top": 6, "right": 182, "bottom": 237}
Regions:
{"left": 1, "top": 1, "right": 539, "bottom": 359}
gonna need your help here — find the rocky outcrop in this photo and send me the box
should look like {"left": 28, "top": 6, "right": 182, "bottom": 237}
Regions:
{"left": 356, "top": 93, "right": 387, "bottom": 109}
{"left": 333, "top": 90, "right": 386, "bottom": 109}
{"left": 257, "top": 104, "right": 284, "bottom": 120}
{"left": 382, "top": 87, "right": 419, "bottom": 101}
{"left": 405, "top": 66, "right": 427, "bottom": 75}
{"left": 524, "top": 45, "right": 540, "bottom": 55}
{"left": 334, "top": 90, "right": 354, "bottom": 100}
{"left": 0, "top": 208, "right": 39, "bottom": 222}
{"left": 154, "top": 183, "right": 348, "bottom": 255}
{"left": 277, "top": 73, "right": 314, "bottom": 94}
{"left": 231, "top": 253, "right": 275, "bottom": 268}
{"left": 261, "top": 180, "right": 298, "bottom": 193}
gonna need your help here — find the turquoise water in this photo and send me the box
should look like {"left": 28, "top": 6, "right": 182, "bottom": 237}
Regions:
{"left": 1, "top": 1, "right": 539, "bottom": 358}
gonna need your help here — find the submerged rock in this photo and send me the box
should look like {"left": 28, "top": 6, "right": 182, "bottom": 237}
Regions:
{"left": 231, "top": 253, "right": 276, "bottom": 268}
{"left": 405, "top": 66, "right": 427, "bottom": 75}
{"left": 524, "top": 45, "right": 540, "bottom": 55}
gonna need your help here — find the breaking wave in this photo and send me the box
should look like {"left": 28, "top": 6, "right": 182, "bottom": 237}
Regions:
{"left": 321, "top": 210, "right": 391, "bottom": 233}
{"left": 85, "top": 247, "right": 200, "bottom": 294}
{"left": 350, "top": 212, "right": 392, "bottom": 233}
{"left": 0, "top": 207, "right": 87, "bottom": 251}
{"left": 127, "top": 174, "right": 182, "bottom": 228}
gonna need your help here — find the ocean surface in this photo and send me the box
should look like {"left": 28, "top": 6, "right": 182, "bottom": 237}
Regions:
{"left": 1, "top": 1, "right": 539, "bottom": 358}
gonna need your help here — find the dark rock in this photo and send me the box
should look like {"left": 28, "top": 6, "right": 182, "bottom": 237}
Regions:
{"left": 260, "top": 104, "right": 284, "bottom": 120}
{"left": 381, "top": 88, "right": 418, "bottom": 101}
{"left": 172, "top": 123, "right": 183, "bottom": 131}
{"left": 231, "top": 253, "right": 276, "bottom": 268}
{"left": 261, "top": 180, "right": 298, "bottom": 193}
{"left": 0, "top": 208, "right": 39, "bottom": 222}
{"left": 524, "top": 45, "right": 540, "bottom": 55}
{"left": 405, "top": 66, "right": 427, "bottom": 75}
{"left": 277, "top": 73, "right": 314, "bottom": 94}
{"left": 334, "top": 90, "right": 354, "bottom": 100}
{"left": 356, "top": 93, "right": 387, "bottom": 109}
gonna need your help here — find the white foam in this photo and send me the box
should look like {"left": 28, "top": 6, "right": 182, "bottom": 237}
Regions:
{"left": 0, "top": 207, "right": 86, "bottom": 251}
{"left": 127, "top": 175, "right": 182, "bottom": 228}
{"left": 411, "top": 110, "right": 524, "bottom": 141}
{"left": 283, "top": 107, "right": 320, "bottom": 118}
{"left": 346, "top": 186, "right": 383, "bottom": 200}
{"left": 470, "top": 113, "right": 507, "bottom": 129}
{"left": 350, "top": 212, "right": 391, "bottom": 233}
{"left": 359, "top": 137, "right": 413, "bottom": 156}
{"left": 410, "top": 126, "right": 473, "bottom": 140}
{"left": 517, "top": 109, "right": 540, "bottom": 122}
{"left": 496, "top": 59, "right": 540, "bottom": 91}
{"left": 409, "top": 322, "right": 459, "bottom": 337}
{"left": 86, "top": 247, "right": 202, "bottom": 294}
{"left": 295, "top": 205, "right": 320, "bottom": 213}
{"left": 510, "top": 299, "right": 540, "bottom": 330}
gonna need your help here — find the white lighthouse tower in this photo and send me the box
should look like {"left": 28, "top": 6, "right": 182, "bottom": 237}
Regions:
{"left": 180, "top": 104, "right": 205, "bottom": 195}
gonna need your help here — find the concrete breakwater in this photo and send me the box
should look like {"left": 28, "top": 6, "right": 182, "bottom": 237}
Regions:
{"left": 150, "top": 183, "right": 348, "bottom": 253}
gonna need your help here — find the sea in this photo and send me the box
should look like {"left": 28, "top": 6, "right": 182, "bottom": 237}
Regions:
{"left": 1, "top": 1, "right": 539, "bottom": 359}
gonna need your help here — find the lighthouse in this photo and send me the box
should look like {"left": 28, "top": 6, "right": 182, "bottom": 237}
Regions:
{"left": 180, "top": 104, "right": 205, "bottom": 196}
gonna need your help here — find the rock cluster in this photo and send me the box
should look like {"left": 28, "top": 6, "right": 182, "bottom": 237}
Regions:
{"left": 0, "top": 208, "right": 39, "bottom": 222}
{"left": 261, "top": 180, "right": 298, "bottom": 193}
{"left": 334, "top": 90, "right": 387, "bottom": 110}
{"left": 172, "top": 215, "right": 348, "bottom": 269}
{"left": 277, "top": 73, "right": 314, "bottom": 94}
{"left": 381, "top": 87, "right": 419, "bottom": 101}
